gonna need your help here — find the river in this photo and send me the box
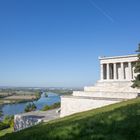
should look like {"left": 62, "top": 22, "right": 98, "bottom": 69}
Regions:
{"left": 0, "top": 92, "right": 60, "bottom": 117}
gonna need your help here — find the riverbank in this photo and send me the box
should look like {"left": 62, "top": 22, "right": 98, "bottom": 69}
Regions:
{"left": 46, "top": 89, "right": 74, "bottom": 95}
{"left": 0, "top": 92, "right": 60, "bottom": 135}
{"left": 1, "top": 92, "right": 60, "bottom": 117}
{"left": 0, "top": 90, "right": 42, "bottom": 105}
{"left": 0, "top": 96, "right": 37, "bottom": 105}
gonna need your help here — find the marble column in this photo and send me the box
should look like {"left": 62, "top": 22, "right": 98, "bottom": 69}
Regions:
{"left": 128, "top": 62, "right": 132, "bottom": 80}
{"left": 107, "top": 63, "right": 110, "bottom": 80}
{"left": 100, "top": 64, "right": 103, "bottom": 81}
{"left": 132, "top": 63, "right": 135, "bottom": 80}
{"left": 114, "top": 63, "right": 117, "bottom": 80}
{"left": 121, "top": 62, "right": 124, "bottom": 80}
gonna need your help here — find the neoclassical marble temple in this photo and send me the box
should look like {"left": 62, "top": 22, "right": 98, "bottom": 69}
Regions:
{"left": 84, "top": 54, "right": 139, "bottom": 93}
{"left": 60, "top": 54, "right": 139, "bottom": 117}
{"left": 99, "top": 54, "right": 137, "bottom": 81}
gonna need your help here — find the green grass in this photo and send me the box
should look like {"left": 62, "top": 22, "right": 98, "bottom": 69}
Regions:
{"left": 1, "top": 98, "right": 140, "bottom": 140}
{"left": 0, "top": 128, "right": 13, "bottom": 137}
{"left": 0, "top": 122, "right": 10, "bottom": 131}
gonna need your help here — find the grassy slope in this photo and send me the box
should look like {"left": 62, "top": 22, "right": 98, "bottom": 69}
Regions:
{"left": 1, "top": 98, "right": 140, "bottom": 140}
{"left": 0, "top": 128, "right": 13, "bottom": 137}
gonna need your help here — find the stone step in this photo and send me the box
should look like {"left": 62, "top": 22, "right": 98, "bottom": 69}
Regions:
{"left": 62, "top": 95, "right": 125, "bottom": 101}
{"left": 84, "top": 81, "right": 140, "bottom": 93}
{"left": 94, "top": 81, "right": 132, "bottom": 87}
{"left": 73, "top": 91, "right": 138, "bottom": 99}
{"left": 84, "top": 87, "right": 139, "bottom": 93}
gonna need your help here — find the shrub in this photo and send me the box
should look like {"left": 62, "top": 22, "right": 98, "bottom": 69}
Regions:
{"left": 132, "top": 43, "right": 140, "bottom": 88}
{"left": 0, "top": 122, "right": 10, "bottom": 130}
{"left": 24, "top": 103, "right": 37, "bottom": 112}
{"left": 3, "top": 115, "right": 14, "bottom": 128}
{"left": 42, "top": 102, "right": 60, "bottom": 111}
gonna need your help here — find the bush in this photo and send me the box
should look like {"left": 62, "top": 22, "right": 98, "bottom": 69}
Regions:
{"left": 42, "top": 102, "right": 60, "bottom": 111}
{"left": 24, "top": 103, "right": 37, "bottom": 112}
{"left": 3, "top": 115, "right": 14, "bottom": 128}
{"left": 0, "top": 122, "right": 10, "bottom": 130}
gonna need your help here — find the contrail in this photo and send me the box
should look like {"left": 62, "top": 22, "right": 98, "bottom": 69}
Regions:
{"left": 89, "top": 0, "right": 114, "bottom": 23}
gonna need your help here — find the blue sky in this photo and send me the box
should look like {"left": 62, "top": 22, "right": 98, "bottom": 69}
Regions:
{"left": 0, "top": 0, "right": 140, "bottom": 87}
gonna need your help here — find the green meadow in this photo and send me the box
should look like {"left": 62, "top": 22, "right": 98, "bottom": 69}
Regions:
{"left": 1, "top": 97, "right": 140, "bottom": 140}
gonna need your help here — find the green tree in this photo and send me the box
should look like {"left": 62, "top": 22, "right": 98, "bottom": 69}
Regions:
{"left": 24, "top": 103, "right": 37, "bottom": 112}
{"left": 132, "top": 43, "right": 140, "bottom": 88}
{"left": 3, "top": 115, "right": 14, "bottom": 127}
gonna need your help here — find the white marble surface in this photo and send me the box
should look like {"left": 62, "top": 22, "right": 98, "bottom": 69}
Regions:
{"left": 60, "top": 96, "right": 123, "bottom": 117}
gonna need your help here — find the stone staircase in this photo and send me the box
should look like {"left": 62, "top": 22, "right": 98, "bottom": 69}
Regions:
{"left": 62, "top": 81, "right": 139, "bottom": 117}
{"left": 84, "top": 81, "right": 140, "bottom": 93}
{"left": 73, "top": 81, "right": 140, "bottom": 99}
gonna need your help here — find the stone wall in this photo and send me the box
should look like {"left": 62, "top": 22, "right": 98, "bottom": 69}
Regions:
{"left": 14, "top": 109, "right": 60, "bottom": 131}
{"left": 14, "top": 115, "right": 42, "bottom": 131}
{"left": 61, "top": 81, "right": 139, "bottom": 117}
{"left": 60, "top": 96, "right": 122, "bottom": 117}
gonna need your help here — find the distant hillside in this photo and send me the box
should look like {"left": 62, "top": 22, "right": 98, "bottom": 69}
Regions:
{"left": 1, "top": 98, "right": 140, "bottom": 140}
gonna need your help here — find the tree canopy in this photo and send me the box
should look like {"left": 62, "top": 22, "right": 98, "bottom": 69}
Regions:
{"left": 132, "top": 44, "right": 140, "bottom": 88}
